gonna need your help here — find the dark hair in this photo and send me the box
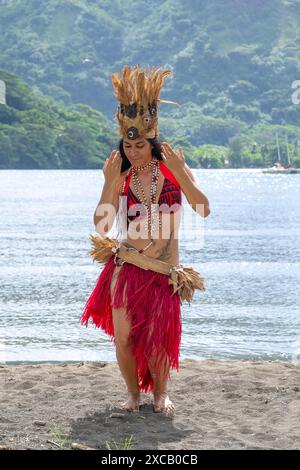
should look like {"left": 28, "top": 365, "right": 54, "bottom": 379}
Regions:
{"left": 118, "top": 137, "right": 163, "bottom": 173}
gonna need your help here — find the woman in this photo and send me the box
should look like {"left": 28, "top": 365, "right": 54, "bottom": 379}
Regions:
{"left": 81, "top": 65, "right": 210, "bottom": 414}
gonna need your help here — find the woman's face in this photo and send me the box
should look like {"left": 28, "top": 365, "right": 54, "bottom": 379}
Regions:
{"left": 123, "top": 138, "right": 153, "bottom": 166}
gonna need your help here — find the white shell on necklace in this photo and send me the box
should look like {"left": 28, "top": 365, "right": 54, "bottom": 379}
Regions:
{"left": 131, "top": 159, "right": 162, "bottom": 237}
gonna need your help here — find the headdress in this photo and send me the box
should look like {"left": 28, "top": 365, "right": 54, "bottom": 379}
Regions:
{"left": 111, "top": 64, "right": 178, "bottom": 140}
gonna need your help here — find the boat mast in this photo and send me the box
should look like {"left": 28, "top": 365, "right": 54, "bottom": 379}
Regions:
{"left": 276, "top": 132, "right": 281, "bottom": 162}
{"left": 285, "top": 134, "right": 291, "bottom": 165}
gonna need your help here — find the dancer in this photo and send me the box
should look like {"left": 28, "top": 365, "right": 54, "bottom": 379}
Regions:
{"left": 81, "top": 65, "right": 210, "bottom": 414}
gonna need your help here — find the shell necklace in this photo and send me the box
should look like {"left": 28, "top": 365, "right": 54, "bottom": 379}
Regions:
{"left": 132, "top": 160, "right": 154, "bottom": 172}
{"left": 130, "top": 159, "right": 162, "bottom": 250}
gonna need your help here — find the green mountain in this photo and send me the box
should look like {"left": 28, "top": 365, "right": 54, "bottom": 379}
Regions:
{"left": 1, "top": 0, "right": 300, "bottom": 168}
{"left": 0, "top": 68, "right": 115, "bottom": 169}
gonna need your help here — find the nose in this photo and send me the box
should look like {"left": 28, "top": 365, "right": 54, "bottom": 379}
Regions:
{"left": 128, "top": 149, "right": 138, "bottom": 157}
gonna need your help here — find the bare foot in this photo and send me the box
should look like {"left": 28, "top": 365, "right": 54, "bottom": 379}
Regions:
{"left": 120, "top": 391, "right": 140, "bottom": 413}
{"left": 153, "top": 391, "right": 175, "bottom": 414}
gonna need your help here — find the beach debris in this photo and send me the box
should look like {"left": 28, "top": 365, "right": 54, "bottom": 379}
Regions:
{"left": 46, "top": 439, "right": 63, "bottom": 449}
{"left": 90, "top": 362, "right": 107, "bottom": 369}
{"left": 33, "top": 421, "right": 46, "bottom": 427}
{"left": 109, "top": 413, "right": 125, "bottom": 419}
{"left": 71, "top": 442, "right": 97, "bottom": 450}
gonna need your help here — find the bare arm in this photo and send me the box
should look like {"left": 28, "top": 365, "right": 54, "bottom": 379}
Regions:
{"left": 161, "top": 142, "right": 211, "bottom": 218}
{"left": 181, "top": 162, "right": 210, "bottom": 217}
{"left": 93, "top": 150, "right": 123, "bottom": 236}
{"left": 183, "top": 162, "right": 196, "bottom": 183}
{"left": 175, "top": 167, "right": 211, "bottom": 217}
{"left": 93, "top": 181, "right": 119, "bottom": 232}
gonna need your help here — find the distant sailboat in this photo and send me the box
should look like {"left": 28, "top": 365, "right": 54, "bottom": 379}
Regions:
{"left": 262, "top": 133, "right": 300, "bottom": 174}
{"left": 262, "top": 165, "right": 300, "bottom": 174}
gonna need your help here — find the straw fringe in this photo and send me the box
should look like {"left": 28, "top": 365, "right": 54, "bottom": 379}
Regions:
{"left": 88, "top": 233, "right": 206, "bottom": 303}
{"left": 168, "top": 266, "right": 206, "bottom": 304}
{"left": 89, "top": 233, "right": 118, "bottom": 264}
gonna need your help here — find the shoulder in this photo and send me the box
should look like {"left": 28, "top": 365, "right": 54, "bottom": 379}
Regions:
{"left": 120, "top": 168, "right": 131, "bottom": 179}
{"left": 159, "top": 160, "right": 181, "bottom": 189}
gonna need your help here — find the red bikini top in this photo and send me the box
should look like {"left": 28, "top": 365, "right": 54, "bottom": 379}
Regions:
{"left": 121, "top": 160, "right": 182, "bottom": 222}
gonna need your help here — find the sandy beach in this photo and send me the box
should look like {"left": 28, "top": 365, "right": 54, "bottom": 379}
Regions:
{"left": 0, "top": 358, "right": 299, "bottom": 450}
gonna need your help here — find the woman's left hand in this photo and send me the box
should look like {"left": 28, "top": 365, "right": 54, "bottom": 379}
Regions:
{"left": 161, "top": 142, "right": 186, "bottom": 175}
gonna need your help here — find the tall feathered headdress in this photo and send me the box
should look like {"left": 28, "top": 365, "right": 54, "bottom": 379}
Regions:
{"left": 111, "top": 64, "right": 178, "bottom": 140}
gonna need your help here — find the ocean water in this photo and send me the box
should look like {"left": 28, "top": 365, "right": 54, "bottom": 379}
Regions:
{"left": 0, "top": 169, "right": 300, "bottom": 364}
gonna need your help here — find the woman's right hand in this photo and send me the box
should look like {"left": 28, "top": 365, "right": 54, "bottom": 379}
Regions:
{"left": 102, "top": 150, "right": 122, "bottom": 186}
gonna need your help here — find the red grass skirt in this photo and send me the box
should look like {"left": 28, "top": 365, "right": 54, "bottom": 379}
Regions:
{"left": 81, "top": 255, "right": 182, "bottom": 393}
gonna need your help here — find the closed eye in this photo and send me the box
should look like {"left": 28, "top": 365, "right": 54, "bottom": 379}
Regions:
{"left": 125, "top": 145, "right": 144, "bottom": 149}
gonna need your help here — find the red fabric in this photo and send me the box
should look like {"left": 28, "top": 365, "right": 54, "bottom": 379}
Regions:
{"left": 123, "top": 160, "right": 182, "bottom": 223}
{"left": 123, "top": 160, "right": 180, "bottom": 193}
{"left": 159, "top": 160, "right": 181, "bottom": 189}
{"left": 81, "top": 255, "right": 182, "bottom": 393}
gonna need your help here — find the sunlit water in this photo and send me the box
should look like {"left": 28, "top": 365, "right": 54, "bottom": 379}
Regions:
{"left": 1, "top": 169, "right": 300, "bottom": 364}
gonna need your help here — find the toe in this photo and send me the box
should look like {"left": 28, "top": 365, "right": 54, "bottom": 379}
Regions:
{"left": 132, "top": 404, "right": 140, "bottom": 413}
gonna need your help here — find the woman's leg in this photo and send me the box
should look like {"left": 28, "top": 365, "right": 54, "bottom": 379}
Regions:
{"left": 148, "top": 350, "right": 175, "bottom": 414}
{"left": 110, "top": 266, "right": 140, "bottom": 412}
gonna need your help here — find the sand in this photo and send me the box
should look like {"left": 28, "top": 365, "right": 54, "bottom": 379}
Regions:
{"left": 0, "top": 358, "right": 299, "bottom": 450}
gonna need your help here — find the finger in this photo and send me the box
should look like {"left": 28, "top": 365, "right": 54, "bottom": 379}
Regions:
{"left": 165, "top": 145, "right": 173, "bottom": 155}
{"left": 111, "top": 153, "right": 120, "bottom": 164}
{"left": 161, "top": 145, "right": 170, "bottom": 155}
{"left": 113, "top": 151, "right": 121, "bottom": 161}
{"left": 113, "top": 153, "right": 122, "bottom": 166}
{"left": 113, "top": 156, "right": 122, "bottom": 167}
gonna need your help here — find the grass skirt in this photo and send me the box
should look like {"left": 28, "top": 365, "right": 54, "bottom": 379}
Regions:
{"left": 81, "top": 255, "right": 181, "bottom": 393}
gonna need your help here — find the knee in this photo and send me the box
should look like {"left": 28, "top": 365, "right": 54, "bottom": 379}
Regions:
{"left": 115, "top": 335, "right": 133, "bottom": 350}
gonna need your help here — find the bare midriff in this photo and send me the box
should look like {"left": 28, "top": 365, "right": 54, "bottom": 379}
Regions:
{"left": 119, "top": 169, "right": 181, "bottom": 265}
{"left": 123, "top": 217, "right": 180, "bottom": 265}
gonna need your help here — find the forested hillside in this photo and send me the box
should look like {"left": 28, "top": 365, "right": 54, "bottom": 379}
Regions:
{"left": 0, "top": 69, "right": 115, "bottom": 168}
{"left": 1, "top": 0, "right": 300, "bottom": 168}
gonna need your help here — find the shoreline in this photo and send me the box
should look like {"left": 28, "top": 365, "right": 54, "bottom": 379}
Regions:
{"left": 1, "top": 356, "right": 296, "bottom": 366}
{"left": 1, "top": 358, "right": 300, "bottom": 450}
